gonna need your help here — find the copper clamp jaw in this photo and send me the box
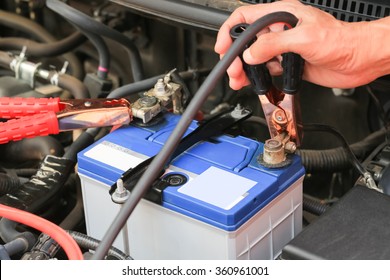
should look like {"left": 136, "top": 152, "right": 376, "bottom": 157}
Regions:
{"left": 230, "top": 22, "right": 305, "bottom": 168}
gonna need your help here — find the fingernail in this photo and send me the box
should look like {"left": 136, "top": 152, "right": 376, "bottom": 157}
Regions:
{"left": 243, "top": 49, "right": 253, "bottom": 64}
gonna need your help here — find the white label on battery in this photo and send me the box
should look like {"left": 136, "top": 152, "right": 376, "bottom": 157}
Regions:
{"left": 178, "top": 166, "right": 256, "bottom": 210}
{"left": 84, "top": 141, "right": 148, "bottom": 171}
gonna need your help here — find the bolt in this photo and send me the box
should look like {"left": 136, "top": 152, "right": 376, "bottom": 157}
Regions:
{"left": 111, "top": 179, "right": 130, "bottom": 204}
{"left": 139, "top": 96, "right": 157, "bottom": 107}
{"left": 169, "top": 176, "right": 182, "bottom": 185}
{"left": 272, "top": 109, "right": 288, "bottom": 126}
{"left": 284, "top": 141, "right": 297, "bottom": 153}
{"left": 166, "top": 174, "right": 187, "bottom": 186}
{"left": 231, "top": 103, "right": 245, "bottom": 118}
{"left": 154, "top": 78, "right": 167, "bottom": 95}
{"left": 116, "top": 179, "right": 126, "bottom": 195}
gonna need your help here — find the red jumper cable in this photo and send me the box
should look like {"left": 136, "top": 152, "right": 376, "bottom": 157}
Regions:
{"left": 0, "top": 97, "right": 133, "bottom": 144}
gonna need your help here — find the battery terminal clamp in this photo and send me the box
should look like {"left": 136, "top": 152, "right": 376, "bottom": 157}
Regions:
{"left": 230, "top": 21, "right": 304, "bottom": 168}
{"left": 132, "top": 69, "right": 183, "bottom": 124}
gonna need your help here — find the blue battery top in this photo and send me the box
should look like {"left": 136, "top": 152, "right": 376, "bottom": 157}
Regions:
{"left": 77, "top": 113, "right": 305, "bottom": 231}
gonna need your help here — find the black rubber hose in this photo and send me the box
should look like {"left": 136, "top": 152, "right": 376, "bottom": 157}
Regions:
{"left": 0, "top": 136, "right": 64, "bottom": 163}
{"left": 13, "top": 169, "right": 38, "bottom": 178}
{"left": 349, "top": 127, "right": 387, "bottom": 158}
{"left": 82, "top": 31, "right": 110, "bottom": 80}
{"left": 301, "top": 124, "right": 369, "bottom": 177}
{"left": 0, "top": 10, "right": 83, "bottom": 80}
{"left": 3, "top": 237, "right": 31, "bottom": 257}
{"left": 59, "top": 178, "right": 84, "bottom": 230}
{"left": 0, "top": 51, "right": 13, "bottom": 68}
{"left": 0, "top": 10, "right": 57, "bottom": 43}
{"left": 67, "top": 230, "right": 132, "bottom": 260}
{"left": 109, "top": 74, "right": 164, "bottom": 98}
{"left": 55, "top": 10, "right": 110, "bottom": 79}
{"left": 47, "top": 71, "right": 90, "bottom": 99}
{"left": 171, "top": 69, "right": 193, "bottom": 107}
{"left": 0, "top": 173, "right": 20, "bottom": 196}
{"left": 303, "top": 194, "right": 330, "bottom": 216}
{"left": 297, "top": 127, "right": 386, "bottom": 173}
{"left": 0, "top": 218, "right": 36, "bottom": 247}
{"left": 57, "top": 73, "right": 90, "bottom": 99}
{"left": 0, "top": 69, "right": 14, "bottom": 76}
{"left": 108, "top": 69, "right": 209, "bottom": 98}
{"left": 46, "top": 0, "right": 144, "bottom": 82}
{"left": 297, "top": 148, "right": 348, "bottom": 172}
{"left": 63, "top": 128, "right": 100, "bottom": 162}
{"left": 0, "top": 32, "right": 87, "bottom": 57}
{"left": 0, "top": 219, "right": 19, "bottom": 243}
{"left": 91, "top": 11, "right": 300, "bottom": 260}
{"left": 0, "top": 245, "right": 11, "bottom": 260}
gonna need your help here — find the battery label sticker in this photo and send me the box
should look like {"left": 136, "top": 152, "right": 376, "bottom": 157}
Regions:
{"left": 84, "top": 141, "right": 148, "bottom": 171}
{"left": 178, "top": 166, "right": 256, "bottom": 210}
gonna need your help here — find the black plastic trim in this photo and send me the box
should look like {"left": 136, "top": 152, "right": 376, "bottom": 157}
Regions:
{"left": 110, "top": 0, "right": 231, "bottom": 31}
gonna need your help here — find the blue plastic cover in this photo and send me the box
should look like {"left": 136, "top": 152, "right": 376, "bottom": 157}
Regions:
{"left": 78, "top": 113, "right": 305, "bottom": 231}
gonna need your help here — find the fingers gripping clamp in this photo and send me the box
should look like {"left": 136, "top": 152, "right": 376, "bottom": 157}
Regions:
{"left": 229, "top": 21, "right": 305, "bottom": 168}
{"left": 229, "top": 23, "right": 304, "bottom": 96}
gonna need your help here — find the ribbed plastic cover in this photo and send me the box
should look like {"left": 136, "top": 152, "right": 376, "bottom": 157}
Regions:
{"left": 242, "top": 0, "right": 390, "bottom": 21}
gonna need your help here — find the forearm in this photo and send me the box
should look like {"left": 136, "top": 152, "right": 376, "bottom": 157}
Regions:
{"left": 366, "top": 16, "right": 390, "bottom": 80}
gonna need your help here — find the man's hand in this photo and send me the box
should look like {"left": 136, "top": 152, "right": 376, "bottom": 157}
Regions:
{"left": 215, "top": 0, "right": 389, "bottom": 89}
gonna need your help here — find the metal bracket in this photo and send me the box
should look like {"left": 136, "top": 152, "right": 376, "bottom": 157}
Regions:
{"left": 10, "top": 47, "right": 41, "bottom": 88}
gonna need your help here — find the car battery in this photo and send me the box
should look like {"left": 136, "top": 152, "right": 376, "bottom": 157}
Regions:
{"left": 77, "top": 113, "right": 305, "bottom": 260}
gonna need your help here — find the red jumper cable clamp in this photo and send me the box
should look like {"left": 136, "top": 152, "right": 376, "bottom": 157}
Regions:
{"left": 0, "top": 97, "right": 132, "bottom": 144}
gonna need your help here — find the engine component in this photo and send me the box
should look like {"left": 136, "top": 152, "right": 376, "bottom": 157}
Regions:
{"left": 356, "top": 142, "right": 390, "bottom": 195}
{"left": 21, "top": 233, "right": 61, "bottom": 260}
{"left": 109, "top": 0, "right": 231, "bottom": 31}
{"left": 1, "top": 0, "right": 390, "bottom": 263}
{"left": 0, "top": 50, "right": 89, "bottom": 99}
{"left": 281, "top": 185, "right": 390, "bottom": 259}
{"left": 77, "top": 113, "right": 305, "bottom": 259}
{"left": 0, "top": 204, "right": 83, "bottom": 260}
{"left": 242, "top": 0, "right": 390, "bottom": 22}
{"left": 0, "top": 155, "right": 74, "bottom": 213}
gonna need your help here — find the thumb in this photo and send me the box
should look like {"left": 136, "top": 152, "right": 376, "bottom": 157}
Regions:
{"left": 242, "top": 30, "right": 296, "bottom": 64}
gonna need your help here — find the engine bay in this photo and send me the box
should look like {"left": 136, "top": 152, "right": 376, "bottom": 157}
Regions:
{"left": 1, "top": 0, "right": 390, "bottom": 260}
